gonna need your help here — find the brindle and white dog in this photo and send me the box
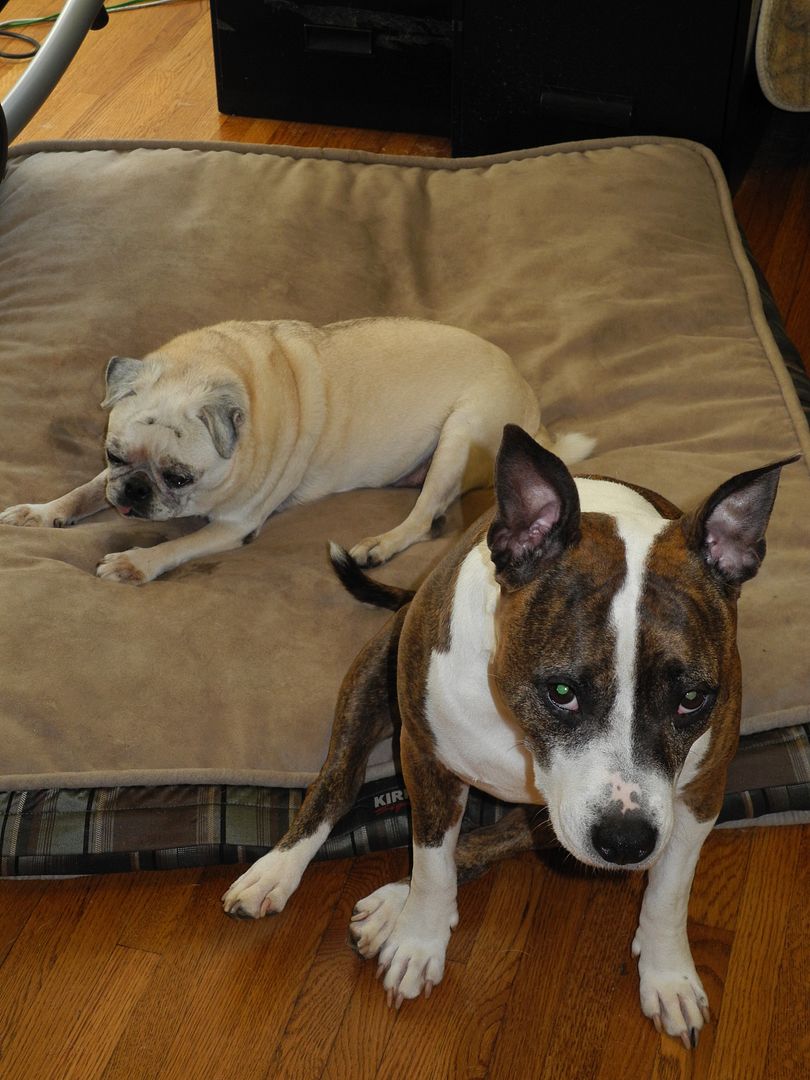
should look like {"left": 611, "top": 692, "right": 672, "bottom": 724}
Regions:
{"left": 223, "top": 425, "right": 796, "bottom": 1047}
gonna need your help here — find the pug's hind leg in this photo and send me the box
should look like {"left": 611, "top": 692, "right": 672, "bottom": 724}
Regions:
{"left": 350, "top": 410, "right": 494, "bottom": 567}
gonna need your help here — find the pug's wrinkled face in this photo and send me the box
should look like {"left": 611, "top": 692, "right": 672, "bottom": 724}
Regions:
{"left": 102, "top": 355, "right": 245, "bottom": 521}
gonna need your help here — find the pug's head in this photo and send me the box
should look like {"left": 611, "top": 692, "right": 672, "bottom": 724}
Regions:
{"left": 101, "top": 355, "right": 247, "bottom": 521}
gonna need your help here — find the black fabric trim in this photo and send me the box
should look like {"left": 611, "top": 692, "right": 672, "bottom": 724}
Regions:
{"left": 738, "top": 223, "right": 810, "bottom": 424}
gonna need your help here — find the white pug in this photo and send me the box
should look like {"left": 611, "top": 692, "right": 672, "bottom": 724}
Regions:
{"left": 0, "top": 317, "right": 592, "bottom": 584}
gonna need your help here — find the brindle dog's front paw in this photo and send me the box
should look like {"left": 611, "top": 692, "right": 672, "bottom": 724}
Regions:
{"left": 221, "top": 851, "right": 304, "bottom": 919}
{"left": 633, "top": 931, "right": 711, "bottom": 1048}
{"left": 349, "top": 881, "right": 410, "bottom": 958}
{"left": 350, "top": 882, "right": 455, "bottom": 1008}
{"left": 96, "top": 549, "right": 152, "bottom": 585}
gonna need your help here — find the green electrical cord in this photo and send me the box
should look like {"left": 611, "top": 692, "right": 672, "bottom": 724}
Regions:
{"left": 1, "top": 0, "right": 181, "bottom": 60}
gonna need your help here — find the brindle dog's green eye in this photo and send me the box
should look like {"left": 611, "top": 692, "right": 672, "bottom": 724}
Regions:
{"left": 677, "top": 690, "right": 709, "bottom": 717}
{"left": 547, "top": 682, "right": 578, "bottom": 711}
{"left": 673, "top": 685, "right": 716, "bottom": 731}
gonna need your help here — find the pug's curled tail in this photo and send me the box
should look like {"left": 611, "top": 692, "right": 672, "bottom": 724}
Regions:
{"left": 328, "top": 542, "right": 415, "bottom": 611}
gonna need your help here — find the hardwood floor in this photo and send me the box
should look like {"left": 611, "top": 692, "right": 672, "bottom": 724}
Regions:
{"left": 734, "top": 108, "right": 810, "bottom": 373}
{"left": 1, "top": 3, "right": 808, "bottom": 1078}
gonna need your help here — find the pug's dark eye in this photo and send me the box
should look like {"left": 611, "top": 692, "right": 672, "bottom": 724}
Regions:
{"left": 546, "top": 681, "right": 579, "bottom": 713}
{"left": 106, "top": 450, "right": 126, "bottom": 467}
{"left": 162, "top": 471, "right": 192, "bottom": 489}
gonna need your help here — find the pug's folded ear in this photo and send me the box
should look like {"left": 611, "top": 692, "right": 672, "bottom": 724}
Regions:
{"left": 101, "top": 356, "right": 143, "bottom": 408}
{"left": 198, "top": 389, "right": 246, "bottom": 459}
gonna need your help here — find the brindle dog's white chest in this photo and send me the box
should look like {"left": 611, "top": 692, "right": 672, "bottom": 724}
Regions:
{"left": 425, "top": 542, "right": 542, "bottom": 805}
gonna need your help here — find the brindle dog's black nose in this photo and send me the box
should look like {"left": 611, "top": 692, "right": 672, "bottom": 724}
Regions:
{"left": 591, "top": 815, "right": 658, "bottom": 866}
{"left": 123, "top": 474, "right": 152, "bottom": 504}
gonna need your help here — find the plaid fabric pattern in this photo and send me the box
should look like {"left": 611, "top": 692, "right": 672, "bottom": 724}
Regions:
{"left": 0, "top": 776, "right": 501, "bottom": 877}
{"left": 2, "top": 726, "right": 808, "bottom": 876}
{"left": 718, "top": 722, "right": 810, "bottom": 824}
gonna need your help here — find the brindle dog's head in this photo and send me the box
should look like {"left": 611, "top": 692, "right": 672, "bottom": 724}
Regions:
{"left": 488, "top": 425, "right": 796, "bottom": 871}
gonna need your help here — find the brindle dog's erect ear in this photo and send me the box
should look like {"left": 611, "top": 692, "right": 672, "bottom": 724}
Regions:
{"left": 684, "top": 455, "right": 800, "bottom": 588}
{"left": 101, "top": 356, "right": 142, "bottom": 408}
{"left": 198, "top": 389, "right": 246, "bottom": 459}
{"left": 487, "top": 424, "right": 581, "bottom": 590}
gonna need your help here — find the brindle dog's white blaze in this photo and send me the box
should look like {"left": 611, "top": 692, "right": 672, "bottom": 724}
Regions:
{"left": 537, "top": 478, "right": 675, "bottom": 867}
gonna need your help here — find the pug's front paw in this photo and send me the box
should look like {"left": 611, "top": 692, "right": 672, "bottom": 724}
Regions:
{"left": 0, "top": 503, "right": 72, "bottom": 528}
{"left": 97, "top": 549, "right": 154, "bottom": 585}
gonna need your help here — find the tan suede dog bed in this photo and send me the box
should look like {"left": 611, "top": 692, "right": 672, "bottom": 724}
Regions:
{"left": 0, "top": 136, "right": 808, "bottom": 872}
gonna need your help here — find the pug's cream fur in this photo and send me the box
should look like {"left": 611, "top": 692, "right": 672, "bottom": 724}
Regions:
{"left": 0, "top": 318, "right": 592, "bottom": 584}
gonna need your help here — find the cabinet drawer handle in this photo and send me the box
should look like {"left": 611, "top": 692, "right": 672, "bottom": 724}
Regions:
{"left": 304, "top": 24, "right": 373, "bottom": 55}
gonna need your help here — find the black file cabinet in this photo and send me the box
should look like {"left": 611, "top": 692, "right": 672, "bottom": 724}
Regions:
{"left": 453, "top": 0, "right": 761, "bottom": 159}
{"left": 209, "top": 1, "right": 453, "bottom": 136}
{"left": 209, "top": 1, "right": 761, "bottom": 164}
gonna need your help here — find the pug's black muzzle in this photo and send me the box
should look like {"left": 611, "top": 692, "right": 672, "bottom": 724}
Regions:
{"left": 120, "top": 473, "right": 153, "bottom": 516}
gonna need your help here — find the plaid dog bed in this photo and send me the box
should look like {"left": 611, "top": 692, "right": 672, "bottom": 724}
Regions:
{"left": 2, "top": 724, "right": 808, "bottom": 877}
